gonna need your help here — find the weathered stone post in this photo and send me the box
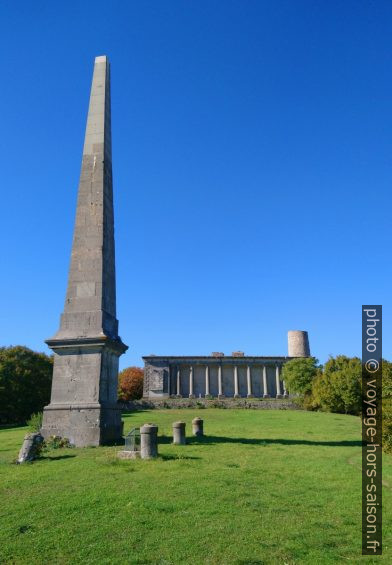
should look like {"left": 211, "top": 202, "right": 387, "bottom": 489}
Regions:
{"left": 41, "top": 56, "right": 128, "bottom": 447}
{"left": 17, "top": 433, "right": 44, "bottom": 463}
{"left": 173, "top": 421, "right": 186, "bottom": 445}
{"left": 192, "top": 417, "right": 204, "bottom": 437}
{"left": 140, "top": 424, "right": 158, "bottom": 459}
{"left": 288, "top": 330, "right": 310, "bottom": 357}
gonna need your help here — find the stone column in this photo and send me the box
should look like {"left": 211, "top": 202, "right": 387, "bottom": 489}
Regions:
{"left": 189, "top": 366, "right": 194, "bottom": 398}
{"left": 176, "top": 367, "right": 181, "bottom": 397}
{"left": 218, "top": 365, "right": 224, "bottom": 398}
{"left": 246, "top": 365, "right": 253, "bottom": 397}
{"left": 283, "top": 380, "right": 288, "bottom": 398}
{"left": 263, "top": 365, "right": 269, "bottom": 398}
{"left": 140, "top": 424, "right": 158, "bottom": 459}
{"left": 192, "top": 417, "right": 204, "bottom": 437}
{"left": 173, "top": 421, "right": 186, "bottom": 445}
{"left": 234, "top": 365, "right": 240, "bottom": 398}
{"left": 275, "top": 364, "right": 282, "bottom": 398}
{"left": 205, "top": 365, "right": 210, "bottom": 397}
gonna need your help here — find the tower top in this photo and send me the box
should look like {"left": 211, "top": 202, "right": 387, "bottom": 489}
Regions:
{"left": 95, "top": 55, "right": 108, "bottom": 63}
{"left": 288, "top": 330, "right": 310, "bottom": 357}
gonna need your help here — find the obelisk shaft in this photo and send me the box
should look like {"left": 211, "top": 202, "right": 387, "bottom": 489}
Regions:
{"left": 42, "top": 57, "right": 127, "bottom": 447}
{"left": 58, "top": 56, "right": 117, "bottom": 339}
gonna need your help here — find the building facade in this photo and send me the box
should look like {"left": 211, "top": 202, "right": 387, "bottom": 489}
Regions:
{"left": 143, "top": 354, "right": 292, "bottom": 399}
{"left": 142, "top": 331, "right": 310, "bottom": 399}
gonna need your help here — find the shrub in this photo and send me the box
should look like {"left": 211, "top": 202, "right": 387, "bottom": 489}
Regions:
{"left": 282, "top": 357, "right": 320, "bottom": 395}
{"left": 27, "top": 412, "right": 43, "bottom": 432}
{"left": 382, "top": 359, "right": 392, "bottom": 454}
{"left": 118, "top": 367, "right": 144, "bottom": 401}
{"left": 0, "top": 346, "right": 53, "bottom": 425}
{"left": 281, "top": 357, "right": 320, "bottom": 409}
{"left": 210, "top": 400, "right": 227, "bottom": 409}
{"left": 313, "top": 355, "right": 361, "bottom": 415}
{"left": 44, "top": 436, "right": 73, "bottom": 449}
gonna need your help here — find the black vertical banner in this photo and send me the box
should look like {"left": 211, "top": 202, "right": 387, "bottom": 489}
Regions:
{"left": 362, "top": 305, "right": 382, "bottom": 555}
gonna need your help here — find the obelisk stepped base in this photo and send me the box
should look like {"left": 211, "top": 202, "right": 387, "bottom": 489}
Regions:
{"left": 42, "top": 337, "right": 126, "bottom": 446}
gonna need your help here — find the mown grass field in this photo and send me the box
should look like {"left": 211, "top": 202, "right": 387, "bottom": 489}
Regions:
{"left": 0, "top": 409, "right": 391, "bottom": 564}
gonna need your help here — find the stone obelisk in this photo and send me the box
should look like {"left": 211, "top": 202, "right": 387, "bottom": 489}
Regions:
{"left": 41, "top": 56, "right": 128, "bottom": 447}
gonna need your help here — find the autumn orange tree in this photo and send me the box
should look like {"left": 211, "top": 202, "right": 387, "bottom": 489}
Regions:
{"left": 118, "top": 366, "right": 144, "bottom": 401}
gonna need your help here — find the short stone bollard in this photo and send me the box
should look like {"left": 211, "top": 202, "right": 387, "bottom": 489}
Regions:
{"left": 140, "top": 424, "right": 158, "bottom": 459}
{"left": 192, "top": 417, "right": 204, "bottom": 437}
{"left": 172, "top": 421, "right": 186, "bottom": 445}
{"left": 18, "top": 433, "right": 44, "bottom": 463}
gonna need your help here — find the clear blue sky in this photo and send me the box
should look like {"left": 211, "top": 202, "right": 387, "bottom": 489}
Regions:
{"left": 0, "top": 1, "right": 391, "bottom": 368}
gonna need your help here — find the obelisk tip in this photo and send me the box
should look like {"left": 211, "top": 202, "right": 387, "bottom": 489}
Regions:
{"left": 95, "top": 55, "right": 108, "bottom": 64}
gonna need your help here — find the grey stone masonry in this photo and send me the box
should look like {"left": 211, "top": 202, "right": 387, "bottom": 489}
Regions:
{"left": 142, "top": 331, "right": 311, "bottom": 400}
{"left": 140, "top": 424, "right": 158, "bottom": 459}
{"left": 173, "top": 421, "right": 186, "bottom": 445}
{"left": 41, "top": 56, "right": 128, "bottom": 447}
{"left": 143, "top": 355, "right": 292, "bottom": 400}
{"left": 17, "top": 433, "right": 44, "bottom": 463}
{"left": 288, "top": 331, "right": 310, "bottom": 358}
{"left": 192, "top": 417, "right": 204, "bottom": 437}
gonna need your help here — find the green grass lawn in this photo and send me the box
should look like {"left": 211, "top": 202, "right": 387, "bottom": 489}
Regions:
{"left": 0, "top": 409, "right": 391, "bottom": 564}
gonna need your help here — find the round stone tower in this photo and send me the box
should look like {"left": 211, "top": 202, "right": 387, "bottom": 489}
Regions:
{"left": 288, "top": 330, "right": 310, "bottom": 357}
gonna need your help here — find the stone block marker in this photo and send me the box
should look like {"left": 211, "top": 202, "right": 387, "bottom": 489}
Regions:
{"left": 18, "top": 433, "right": 44, "bottom": 463}
{"left": 140, "top": 424, "right": 158, "bottom": 459}
{"left": 173, "top": 421, "right": 186, "bottom": 445}
{"left": 192, "top": 417, "right": 204, "bottom": 437}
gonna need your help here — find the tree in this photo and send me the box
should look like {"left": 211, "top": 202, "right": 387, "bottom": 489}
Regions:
{"left": 382, "top": 359, "right": 392, "bottom": 454}
{"left": 312, "top": 355, "right": 361, "bottom": 415}
{"left": 282, "top": 357, "right": 320, "bottom": 408}
{"left": 0, "top": 346, "right": 53, "bottom": 424}
{"left": 118, "top": 367, "right": 144, "bottom": 401}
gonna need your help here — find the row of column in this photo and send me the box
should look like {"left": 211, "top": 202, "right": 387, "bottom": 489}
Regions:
{"left": 174, "top": 365, "right": 288, "bottom": 399}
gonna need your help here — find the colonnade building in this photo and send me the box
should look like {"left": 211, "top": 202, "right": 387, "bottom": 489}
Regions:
{"left": 142, "top": 330, "right": 310, "bottom": 399}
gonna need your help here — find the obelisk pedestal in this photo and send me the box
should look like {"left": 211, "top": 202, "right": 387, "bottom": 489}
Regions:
{"left": 41, "top": 56, "right": 128, "bottom": 447}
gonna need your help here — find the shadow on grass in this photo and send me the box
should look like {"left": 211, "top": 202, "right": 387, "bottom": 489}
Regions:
{"left": 235, "top": 561, "right": 264, "bottom": 565}
{"left": 160, "top": 454, "right": 201, "bottom": 461}
{"left": 0, "top": 423, "right": 26, "bottom": 431}
{"left": 121, "top": 409, "right": 153, "bottom": 417}
{"left": 186, "top": 436, "right": 363, "bottom": 448}
{"left": 42, "top": 454, "right": 77, "bottom": 461}
{"left": 158, "top": 435, "right": 176, "bottom": 445}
